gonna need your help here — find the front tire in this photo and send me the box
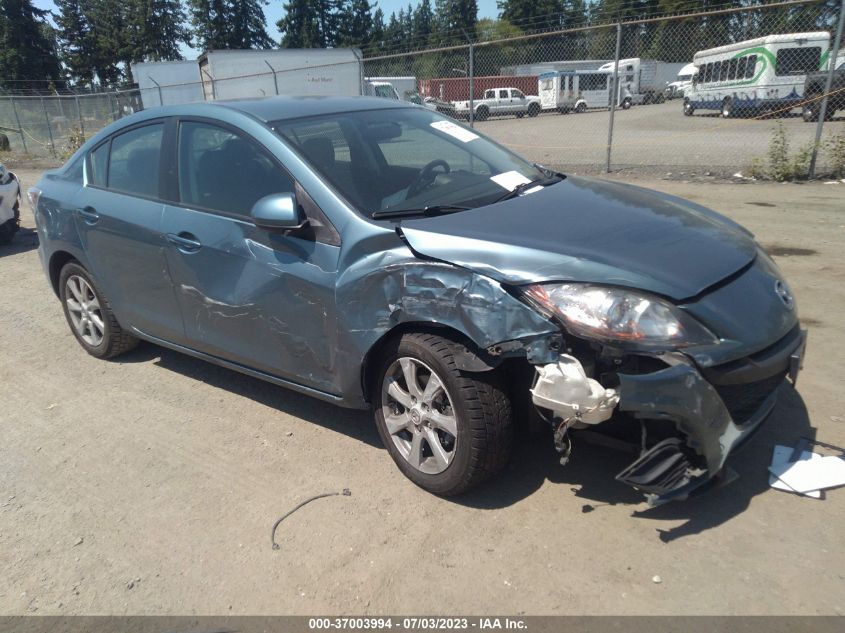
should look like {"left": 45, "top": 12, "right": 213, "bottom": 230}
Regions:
{"left": 683, "top": 99, "right": 694, "bottom": 116}
{"left": 373, "top": 333, "right": 512, "bottom": 496}
{"left": 59, "top": 262, "right": 138, "bottom": 359}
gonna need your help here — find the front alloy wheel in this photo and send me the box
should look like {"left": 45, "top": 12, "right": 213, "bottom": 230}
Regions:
{"left": 381, "top": 357, "right": 457, "bottom": 474}
{"left": 374, "top": 333, "right": 512, "bottom": 496}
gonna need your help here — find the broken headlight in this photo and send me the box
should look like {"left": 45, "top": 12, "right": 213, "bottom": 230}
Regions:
{"left": 523, "top": 283, "right": 717, "bottom": 349}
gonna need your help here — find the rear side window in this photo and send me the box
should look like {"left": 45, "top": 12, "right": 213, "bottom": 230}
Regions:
{"left": 89, "top": 142, "right": 109, "bottom": 186}
{"left": 746, "top": 55, "right": 757, "bottom": 78}
{"left": 107, "top": 124, "right": 164, "bottom": 198}
{"left": 776, "top": 47, "right": 821, "bottom": 75}
{"left": 178, "top": 121, "right": 294, "bottom": 217}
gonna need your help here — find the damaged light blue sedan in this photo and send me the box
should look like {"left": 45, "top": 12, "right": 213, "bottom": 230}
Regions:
{"left": 30, "top": 97, "right": 806, "bottom": 504}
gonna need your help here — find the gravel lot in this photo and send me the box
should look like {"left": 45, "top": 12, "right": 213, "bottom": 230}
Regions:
{"left": 475, "top": 101, "right": 845, "bottom": 175}
{"left": 1, "top": 167, "right": 844, "bottom": 615}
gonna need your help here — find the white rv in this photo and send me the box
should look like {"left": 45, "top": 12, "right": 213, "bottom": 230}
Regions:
{"left": 683, "top": 31, "right": 831, "bottom": 117}
{"left": 597, "top": 58, "right": 685, "bottom": 104}
{"left": 539, "top": 70, "right": 634, "bottom": 113}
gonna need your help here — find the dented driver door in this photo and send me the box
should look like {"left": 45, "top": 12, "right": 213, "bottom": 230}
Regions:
{"left": 161, "top": 119, "right": 342, "bottom": 394}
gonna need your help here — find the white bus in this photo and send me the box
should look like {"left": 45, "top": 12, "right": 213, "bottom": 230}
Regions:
{"left": 539, "top": 70, "right": 634, "bottom": 113}
{"left": 683, "top": 31, "right": 831, "bottom": 118}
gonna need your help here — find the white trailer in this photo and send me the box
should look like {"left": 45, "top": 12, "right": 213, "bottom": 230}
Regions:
{"left": 597, "top": 58, "right": 685, "bottom": 104}
{"left": 132, "top": 60, "right": 205, "bottom": 107}
{"left": 365, "top": 76, "right": 417, "bottom": 100}
{"left": 198, "top": 48, "right": 363, "bottom": 101}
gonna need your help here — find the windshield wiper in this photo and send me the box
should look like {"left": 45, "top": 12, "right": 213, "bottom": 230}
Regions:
{"left": 494, "top": 175, "right": 563, "bottom": 203}
{"left": 371, "top": 204, "right": 472, "bottom": 220}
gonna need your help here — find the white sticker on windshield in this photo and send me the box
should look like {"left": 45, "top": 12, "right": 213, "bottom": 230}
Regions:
{"left": 490, "top": 171, "right": 532, "bottom": 191}
{"left": 430, "top": 120, "right": 479, "bottom": 143}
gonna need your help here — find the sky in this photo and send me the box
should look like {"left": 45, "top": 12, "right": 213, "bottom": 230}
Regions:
{"left": 34, "top": 0, "right": 501, "bottom": 54}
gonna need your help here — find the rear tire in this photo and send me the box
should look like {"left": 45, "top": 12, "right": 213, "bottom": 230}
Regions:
{"left": 528, "top": 103, "right": 540, "bottom": 117}
{"left": 721, "top": 97, "right": 733, "bottom": 118}
{"left": 621, "top": 98, "right": 632, "bottom": 110}
{"left": 475, "top": 106, "right": 489, "bottom": 121}
{"left": 575, "top": 102, "right": 586, "bottom": 113}
{"left": 802, "top": 98, "right": 820, "bottom": 122}
{"left": 59, "top": 262, "right": 139, "bottom": 359}
{"left": 373, "top": 332, "right": 513, "bottom": 496}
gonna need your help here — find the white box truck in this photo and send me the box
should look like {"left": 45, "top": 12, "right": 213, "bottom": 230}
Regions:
{"left": 198, "top": 48, "right": 364, "bottom": 101}
{"left": 597, "top": 58, "right": 686, "bottom": 104}
{"left": 132, "top": 60, "right": 205, "bottom": 107}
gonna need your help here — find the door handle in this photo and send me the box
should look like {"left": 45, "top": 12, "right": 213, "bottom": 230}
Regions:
{"left": 166, "top": 232, "right": 202, "bottom": 252}
{"left": 78, "top": 206, "right": 99, "bottom": 224}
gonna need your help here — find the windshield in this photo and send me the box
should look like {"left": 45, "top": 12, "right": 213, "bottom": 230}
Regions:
{"left": 274, "top": 108, "right": 544, "bottom": 217}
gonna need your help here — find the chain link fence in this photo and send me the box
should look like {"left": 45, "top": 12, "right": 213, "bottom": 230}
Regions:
{"left": 1, "top": 0, "right": 843, "bottom": 177}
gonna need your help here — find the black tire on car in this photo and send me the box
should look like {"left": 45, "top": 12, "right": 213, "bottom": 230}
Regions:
{"left": 0, "top": 220, "right": 16, "bottom": 244}
{"left": 721, "top": 97, "right": 733, "bottom": 118}
{"left": 475, "top": 105, "right": 489, "bottom": 121}
{"left": 59, "top": 261, "right": 139, "bottom": 359}
{"left": 621, "top": 98, "right": 632, "bottom": 110}
{"left": 373, "top": 332, "right": 513, "bottom": 496}
{"left": 516, "top": 112, "right": 524, "bottom": 118}
{"left": 683, "top": 99, "right": 694, "bottom": 116}
{"left": 528, "top": 103, "right": 540, "bottom": 117}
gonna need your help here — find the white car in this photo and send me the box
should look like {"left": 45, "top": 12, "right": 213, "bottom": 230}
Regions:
{"left": 453, "top": 88, "right": 542, "bottom": 121}
{"left": 0, "top": 163, "right": 21, "bottom": 244}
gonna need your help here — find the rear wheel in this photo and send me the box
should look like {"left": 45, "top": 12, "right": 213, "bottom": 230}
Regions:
{"left": 373, "top": 333, "right": 512, "bottom": 496}
{"left": 59, "top": 262, "right": 138, "bottom": 359}
{"left": 575, "top": 102, "right": 586, "bottom": 113}
{"left": 721, "top": 97, "right": 733, "bottom": 118}
{"left": 621, "top": 98, "right": 632, "bottom": 110}
{"left": 528, "top": 102, "right": 540, "bottom": 117}
{"left": 802, "top": 98, "right": 821, "bottom": 122}
{"left": 475, "top": 105, "right": 489, "bottom": 121}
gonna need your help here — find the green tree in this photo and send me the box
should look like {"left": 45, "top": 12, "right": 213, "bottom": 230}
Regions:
{"left": 413, "top": 0, "right": 434, "bottom": 45}
{"left": 85, "top": 0, "right": 129, "bottom": 84}
{"left": 433, "top": 0, "right": 477, "bottom": 45}
{"left": 0, "top": 0, "right": 63, "bottom": 91}
{"left": 126, "top": 0, "right": 192, "bottom": 64}
{"left": 191, "top": 0, "right": 273, "bottom": 50}
{"left": 337, "top": 0, "right": 373, "bottom": 47}
{"left": 278, "top": 0, "right": 340, "bottom": 48}
{"left": 55, "top": 0, "right": 94, "bottom": 84}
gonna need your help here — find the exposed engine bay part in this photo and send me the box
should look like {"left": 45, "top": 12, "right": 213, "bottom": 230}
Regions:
{"left": 531, "top": 354, "right": 619, "bottom": 426}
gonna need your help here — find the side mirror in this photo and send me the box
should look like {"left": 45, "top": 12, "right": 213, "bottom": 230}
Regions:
{"left": 250, "top": 192, "right": 308, "bottom": 231}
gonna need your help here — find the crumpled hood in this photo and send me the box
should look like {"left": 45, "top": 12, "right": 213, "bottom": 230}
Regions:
{"left": 399, "top": 176, "right": 758, "bottom": 301}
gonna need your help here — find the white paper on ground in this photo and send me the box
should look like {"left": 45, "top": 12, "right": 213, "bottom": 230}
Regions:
{"left": 769, "top": 449, "right": 845, "bottom": 494}
{"left": 430, "top": 120, "right": 479, "bottom": 143}
{"left": 768, "top": 445, "right": 822, "bottom": 498}
{"left": 490, "top": 170, "right": 532, "bottom": 191}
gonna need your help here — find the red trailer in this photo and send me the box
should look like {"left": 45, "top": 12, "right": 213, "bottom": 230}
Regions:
{"left": 419, "top": 75, "right": 539, "bottom": 102}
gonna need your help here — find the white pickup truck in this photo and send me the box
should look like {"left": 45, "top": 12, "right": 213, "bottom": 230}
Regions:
{"left": 453, "top": 88, "right": 542, "bottom": 121}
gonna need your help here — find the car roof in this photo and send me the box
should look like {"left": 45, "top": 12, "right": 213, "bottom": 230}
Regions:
{"left": 179, "top": 95, "right": 412, "bottom": 123}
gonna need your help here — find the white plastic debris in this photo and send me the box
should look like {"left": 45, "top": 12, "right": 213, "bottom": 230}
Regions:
{"left": 531, "top": 354, "right": 619, "bottom": 425}
{"left": 769, "top": 444, "right": 845, "bottom": 496}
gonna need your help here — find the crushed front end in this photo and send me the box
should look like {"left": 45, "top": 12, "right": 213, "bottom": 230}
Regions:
{"left": 514, "top": 253, "right": 807, "bottom": 505}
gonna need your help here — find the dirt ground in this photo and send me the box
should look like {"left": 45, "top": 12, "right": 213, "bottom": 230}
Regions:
{"left": 1, "top": 167, "right": 844, "bottom": 615}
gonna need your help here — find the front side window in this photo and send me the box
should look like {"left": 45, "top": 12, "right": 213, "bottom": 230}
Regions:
{"left": 511, "top": 89, "right": 524, "bottom": 99}
{"left": 178, "top": 121, "right": 294, "bottom": 217}
{"left": 107, "top": 123, "right": 164, "bottom": 198}
{"left": 498, "top": 89, "right": 509, "bottom": 99}
{"left": 776, "top": 47, "right": 821, "bottom": 75}
{"left": 275, "top": 108, "right": 544, "bottom": 216}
